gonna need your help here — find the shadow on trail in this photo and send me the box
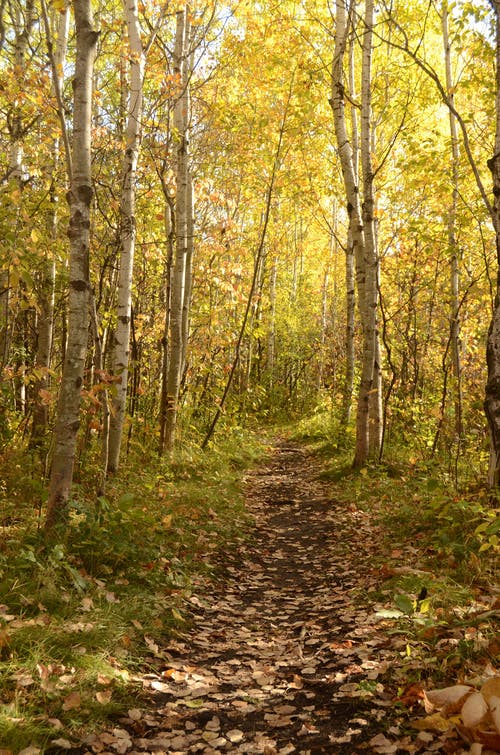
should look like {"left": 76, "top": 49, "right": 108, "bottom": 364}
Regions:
{"left": 71, "top": 441, "right": 408, "bottom": 755}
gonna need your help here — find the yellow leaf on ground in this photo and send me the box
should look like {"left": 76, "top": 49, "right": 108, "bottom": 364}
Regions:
{"left": 413, "top": 713, "right": 459, "bottom": 732}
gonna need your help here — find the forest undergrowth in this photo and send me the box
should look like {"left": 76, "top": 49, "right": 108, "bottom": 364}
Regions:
{"left": 0, "top": 416, "right": 498, "bottom": 752}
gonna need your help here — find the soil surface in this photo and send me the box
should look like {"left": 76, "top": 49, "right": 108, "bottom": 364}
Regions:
{"left": 70, "top": 441, "right": 456, "bottom": 754}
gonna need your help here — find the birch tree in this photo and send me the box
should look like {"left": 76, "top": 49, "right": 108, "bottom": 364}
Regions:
{"left": 331, "top": 0, "right": 381, "bottom": 466}
{"left": 106, "top": 0, "right": 145, "bottom": 474}
{"left": 45, "top": 0, "right": 98, "bottom": 530}
{"left": 441, "top": 1, "right": 463, "bottom": 440}
{"left": 163, "top": 5, "right": 191, "bottom": 454}
{"left": 360, "top": 0, "right": 382, "bottom": 458}
{"left": 341, "top": 30, "right": 358, "bottom": 427}
{"left": 31, "top": 4, "right": 70, "bottom": 450}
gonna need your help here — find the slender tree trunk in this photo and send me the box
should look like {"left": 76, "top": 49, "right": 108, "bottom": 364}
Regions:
{"left": 107, "top": 0, "right": 145, "bottom": 474}
{"left": 317, "top": 260, "right": 329, "bottom": 391}
{"left": 0, "top": 0, "right": 35, "bottom": 395}
{"left": 442, "top": 0, "right": 463, "bottom": 439}
{"left": 45, "top": 0, "right": 97, "bottom": 530}
{"left": 267, "top": 258, "right": 277, "bottom": 389}
{"left": 485, "top": 1, "right": 500, "bottom": 487}
{"left": 158, "top": 198, "right": 174, "bottom": 454}
{"left": 331, "top": 0, "right": 376, "bottom": 465}
{"left": 31, "top": 6, "right": 70, "bottom": 450}
{"left": 341, "top": 36, "right": 358, "bottom": 426}
{"left": 181, "top": 172, "right": 194, "bottom": 374}
{"left": 164, "top": 6, "right": 191, "bottom": 453}
{"left": 359, "top": 0, "right": 381, "bottom": 461}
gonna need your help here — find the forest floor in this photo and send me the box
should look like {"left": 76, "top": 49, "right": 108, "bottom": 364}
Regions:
{"left": 64, "top": 438, "right": 498, "bottom": 755}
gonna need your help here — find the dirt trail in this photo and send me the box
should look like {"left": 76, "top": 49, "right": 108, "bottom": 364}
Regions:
{"left": 77, "top": 441, "right": 412, "bottom": 755}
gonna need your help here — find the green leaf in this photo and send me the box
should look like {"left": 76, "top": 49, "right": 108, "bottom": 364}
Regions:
{"left": 394, "top": 594, "right": 414, "bottom": 615}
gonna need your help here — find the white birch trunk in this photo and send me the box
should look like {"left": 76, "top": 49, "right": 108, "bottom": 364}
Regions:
{"left": 181, "top": 171, "right": 194, "bottom": 375}
{"left": 442, "top": 1, "right": 463, "bottom": 439}
{"left": 46, "top": 0, "right": 97, "bottom": 529}
{"left": 267, "top": 259, "right": 277, "bottom": 388}
{"left": 331, "top": 0, "right": 372, "bottom": 464}
{"left": 341, "top": 36, "right": 358, "bottom": 426}
{"left": 31, "top": 7, "right": 70, "bottom": 448}
{"left": 107, "top": 0, "right": 145, "bottom": 474}
{"left": 164, "top": 6, "right": 190, "bottom": 453}
{"left": 359, "top": 0, "right": 381, "bottom": 461}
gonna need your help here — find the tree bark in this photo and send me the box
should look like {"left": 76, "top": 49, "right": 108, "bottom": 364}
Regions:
{"left": 31, "top": 5, "right": 70, "bottom": 450}
{"left": 164, "top": 6, "right": 191, "bottom": 453}
{"left": 485, "top": 1, "right": 500, "bottom": 487}
{"left": 331, "top": 0, "right": 378, "bottom": 465}
{"left": 341, "top": 34, "right": 358, "bottom": 427}
{"left": 359, "top": 0, "right": 381, "bottom": 461}
{"left": 442, "top": 0, "right": 463, "bottom": 440}
{"left": 107, "top": 0, "right": 145, "bottom": 474}
{"left": 45, "top": 0, "right": 97, "bottom": 530}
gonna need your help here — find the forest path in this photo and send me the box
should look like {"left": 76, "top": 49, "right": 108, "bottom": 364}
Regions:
{"left": 78, "top": 440, "right": 416, "bottom": 755}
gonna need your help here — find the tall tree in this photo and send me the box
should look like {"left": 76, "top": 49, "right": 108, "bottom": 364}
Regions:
{"left": 331, "top": 0, "right": 381, "bottom": 466}
{"left": 485, "top": 0, "right": 500, "bottom": 487}
{"left": 31, "top": 3, "right": 70, "bottom": 450}
{"left": 163, "top": 5, "right": 192, "bottom": 454}
{"left": 360, "top": 0, "right": 382, "bottom": 458}
{"left": 441, "top": 0, "right": 463, "bottom": 440}
{"left": 45, "top": 0, "right": 98, "bottom": 530}
{"left": 106, "top": 0, "right": 146, "bottom": 474}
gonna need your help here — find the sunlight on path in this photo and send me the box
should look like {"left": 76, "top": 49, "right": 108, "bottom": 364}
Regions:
{"left": 76, "top": 442, "right": 422, "bottom": 754}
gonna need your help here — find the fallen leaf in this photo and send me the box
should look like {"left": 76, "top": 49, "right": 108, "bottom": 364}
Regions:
{"left": 95, "top": 689, "right": 112, "bottom": 704}
{"left": 413, "top": 712, "right": 458, "bottom": 732}
{"left": 424, "top": 684, "right": 473, "bottom": 713}
{"left": 62, "top": 691, "right": 81, "bottom": 711}
{"left": 482, "top": 677, "right": 500, "bottom": 702}
{"left": 97, "top": 673, "right": 113, "bottom": 685}
{"left": 461, "top": 691, "right": 488, "bottom": 728}
{"left": 226, "top": 729, "right": 244, "bottom": 743}
{"left": 144, "top": 636, "right": 159, "bottom": 653}
{"left": 50, "top": 740, "right": 72, "bottom": 750}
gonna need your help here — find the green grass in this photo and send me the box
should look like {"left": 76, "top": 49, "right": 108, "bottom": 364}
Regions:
{"left": 292, "top": 409, "right": 499, "bottom": 683}
{"left": 0, "top": 427, "right": 267, "bottom": 752}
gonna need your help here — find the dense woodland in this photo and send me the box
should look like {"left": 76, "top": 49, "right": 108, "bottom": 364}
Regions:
{"left": 1, "top": 0, "right": 500, "bottom": 507}
{"left": 0, "top": 1, "right": 499, "bottom": 750}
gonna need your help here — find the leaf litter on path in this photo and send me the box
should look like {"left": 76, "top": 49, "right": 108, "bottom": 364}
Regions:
{"left": 62, "top": 442, "right": 492, "bottom": 755}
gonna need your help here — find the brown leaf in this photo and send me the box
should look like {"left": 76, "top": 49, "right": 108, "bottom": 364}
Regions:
{"left": 489, "top": 695, "right": 500, "bottom": 735}
{"left": 62, "top": 691, "right": 81, "bottom": 711}
{"left": 423, "top": 684, "right": 473, "bottom": 713}
{"left": 97, "top": 673, "right": 113, "bottom": 685}
{"left": 95, "top": 689, "right": 112, "bottom": 704}
{"left": 482, "top": 677, "right": 500, "bottom": 702}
